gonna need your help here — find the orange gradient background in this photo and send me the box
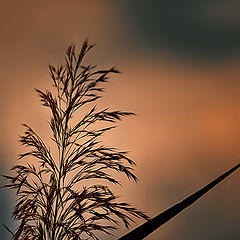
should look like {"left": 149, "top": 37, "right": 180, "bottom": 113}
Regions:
{"left": 0, "top": 1, "right": 240, "bottom": 239}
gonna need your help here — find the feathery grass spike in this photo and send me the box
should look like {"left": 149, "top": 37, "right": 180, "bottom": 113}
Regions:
{"left": 2, "top": 40, "right": 149, "bottom": 240}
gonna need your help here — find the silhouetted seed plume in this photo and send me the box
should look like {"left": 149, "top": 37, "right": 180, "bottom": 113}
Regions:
{"left": 118, "top": 162, "right": 240, "bottom": 240}
{"left": 1, "top": 40, "right": 149, "bottom": 240}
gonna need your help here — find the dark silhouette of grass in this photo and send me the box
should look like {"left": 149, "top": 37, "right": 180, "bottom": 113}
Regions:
{"left": 118, "top": 162, "right": 240, "bottom": 239}
{"left": 1, "top": 40, "right": 149, "bottom": 239}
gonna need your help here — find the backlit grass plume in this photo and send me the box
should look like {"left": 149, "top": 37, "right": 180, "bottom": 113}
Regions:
{"left": 2, "top": 40, "right": 149, "bottom": 240}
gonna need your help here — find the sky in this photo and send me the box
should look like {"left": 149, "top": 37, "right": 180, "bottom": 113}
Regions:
{"left": 0, "top": 1, "right": 240, "bottom": 239}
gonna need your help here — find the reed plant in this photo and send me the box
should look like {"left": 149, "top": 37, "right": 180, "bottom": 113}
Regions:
{"left": 2, "top": 40, "right": 148, "bottom": 240}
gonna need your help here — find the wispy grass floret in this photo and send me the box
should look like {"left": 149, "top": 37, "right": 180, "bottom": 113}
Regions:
{"left": 2, "top": 40, "right": 149, "bottom": 240}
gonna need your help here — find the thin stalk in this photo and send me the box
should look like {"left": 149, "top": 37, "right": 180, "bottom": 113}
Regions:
{"left": 52, "top": 88, "right": 72, "bottom": 240}
{"left": 118, "top": 162, "right": 240, "bottom": 240}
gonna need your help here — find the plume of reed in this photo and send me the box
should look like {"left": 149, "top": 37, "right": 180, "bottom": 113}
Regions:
{"left": 2, "top": 40, "right": 149, "bottom": 240}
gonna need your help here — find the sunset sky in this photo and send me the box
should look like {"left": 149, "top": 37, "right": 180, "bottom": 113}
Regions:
{"left": 0, "top": 1, "right": 240, "bottom": 239}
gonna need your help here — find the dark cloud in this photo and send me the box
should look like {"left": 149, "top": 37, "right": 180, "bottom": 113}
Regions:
{"left": 120, "top": 0, "right": 240, "bottom": 62}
